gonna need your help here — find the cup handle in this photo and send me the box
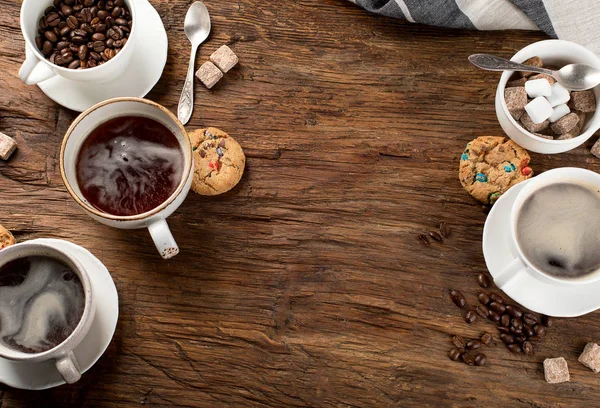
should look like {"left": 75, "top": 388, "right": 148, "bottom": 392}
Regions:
{"left": 55, "top": 351, "right": 82, "bottom": 384}
{"left": 494, "top": 258, "right": 526, "bottom": 289}
{"left": 147, "top": 218, "right": 179, "bottom": 259}
{"left": 19, "top": 52, "right": 56, "bottom": 85}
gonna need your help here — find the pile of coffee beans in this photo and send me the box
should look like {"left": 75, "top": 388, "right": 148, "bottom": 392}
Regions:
{"left": 35, "top": 0, "right": 132, "bottom": 69}
{"left": 448, "top": 334, "right": 488, "bottom": 366}
{"left": 418, "top": 222, "right": 451, "bottom": 245}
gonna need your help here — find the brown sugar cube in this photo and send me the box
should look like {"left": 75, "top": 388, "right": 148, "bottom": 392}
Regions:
{"left": 591, "top": 138, "right": 600, "bottom": 158}
{"left": 570, "top": 90, "right": 596, "bottom": 113}
{"left": 209, "top": 45, "right": 238, "bottom": 73}
{"left": 0, "top": 132, "right": 17, "bottom": 160}
{"left": 551, "top": 112, "right": 579, "bottom": 135}
{"left": 511, "top": 109, "right": 525, "bottom": 121}
{"left": 544, "top": 357, "right": 570, "bottom": 384}
{"left": 520, "top": 112, "right": 550, "bottom": 133}
{"left": 529, "top": 73, "right": 556, "bottom": 84}
{"left": 505, "top": 87, "right": 527, "bottom": 111}
{"left": 556, "top": 126, "right": 580, "bottom": 140}
{"left": 533, "top": 133, "right": 554, "bottom": 140}
{"left": 507, "top": 77, "right": 527, "bottom": 88}
{"left": 578, "top": 343, "right": 600, "bottom": 373}
{"left": 577, "top": 111, "right": 587, "bottom": 129}
{"left": 196, "top": 61, "right": 223, "bottom": 89}
{"left": 520, "top": 56, "right": 543, "bottom": 78}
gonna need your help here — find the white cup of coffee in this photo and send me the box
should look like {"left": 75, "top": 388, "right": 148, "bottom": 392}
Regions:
{"left": 18, "top": 0, "right": 137, "bottom": 85}
{"left": 0, "top": 241, "right": 96, "bottom": 384}
{"left": 495, "top": 167, "right": 600, "bottom": 288}
{"left": 60, "top": 97, "right": 193, "bottom": 259}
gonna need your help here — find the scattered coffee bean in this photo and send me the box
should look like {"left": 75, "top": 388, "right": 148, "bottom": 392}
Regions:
{"left": 466, "top": 340, "right": 482, "bottom": 350}
{"left": 429, "top": 231, "right": 443, "bottom": 242}
{"left": 509, "top": 326, "right": 522, "bottom": 335}
{"left": 476, "top": 305, "right": 489, "bottom": 318}
{"left": 523, "top": 313, "right": 539, "bottom": 326}
{"left": 488, "top": 311, "right": 501, "bottom": 323}
{"left": 542, "top": 315, "right": 553, "bottom": 327}
{"left": 490, "top": 294, "right": 504, "bottom": 304}
{"left": 515, "top": 334, "right": 527, "bottom": 343}
{"left": 439, "top": 222, "right": 451, "bottom": 238}
{"left": 489, "top": 301, "right": 506, "bottom": 314}
{"left": 462, "top": 352, "right": 476, "bottom": 366}
{"left": 452, "top": 335, "right": 466, "bottom": 350}
{"left": 477, "top": 273, "right": 491, "bottom": 288}
{"left": 478, "top": 293, "right": 490, "bottom": 305}
{"left": 449, "top": 289, "right": 467, "bottom": 309}
{"left": 35, "top": 0, "right": 132, "bottom": 69}
{"left": 500, "top": 333, "right": 515, "bottom": 345}
{"left": 500, "top": 314, "right": 510, "bottom": 327}
{"left": 523, "top": 324, "right": 535, "bottom": 337}
{"left": 507, "top": 344, "right": 522, "bottom": 354}
{"left": 511, "top": 318, "right": 523, "bottom": 331}
{"left": 474, "top": 353, "right": 487, "bottom": 366}
{"left": 522, "top": 341, "right": 534, "bottom": 355}
{"left": 481, "top": 333, "right": 492, "bottom": 345}
{"left": 465, "top": 310, "right": 477, "bottom": 324}
{"left": 417, "top": 234, "right": 430, "bottom": 246}
{"left": 505, "top": 305, "right": 523, "bottom": 318}
{"left": 533, "top": 324, "right": 546, "bottom": 337}
{"left": 497, "top": 326, "right": 510, "bottom": 334}
{"left": 449, "top": 348, "right": 462, "bottom": 361}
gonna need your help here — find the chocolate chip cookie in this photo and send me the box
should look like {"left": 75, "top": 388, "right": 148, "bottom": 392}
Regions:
{"left": 189, "top": 128, "right": 245, "bottom": 196}
{"left": 459, "top": 136, "right": 533, "bottom": 205}
{"left": 0, "top": 224, "right": 15, "bottom": 249}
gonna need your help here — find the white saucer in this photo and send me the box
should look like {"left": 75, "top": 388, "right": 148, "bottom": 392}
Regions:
{"left": 0, "top": 239, "right": 118, "bottom": 390}
{"left": 34, "top": 0, "right": 168, "bottom": 112}
{"left": 483, "top": 180, "right": 600, "bottom": 317}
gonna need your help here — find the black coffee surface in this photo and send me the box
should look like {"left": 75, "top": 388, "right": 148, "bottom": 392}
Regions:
{"left": 76, "top": 116, "right": 184, "bottom": 216}
{"left": 0, "top": 256, "right": 85, "bottom": 354}
{"left": 516, "top": 182, "right": 600, "bottom": 279}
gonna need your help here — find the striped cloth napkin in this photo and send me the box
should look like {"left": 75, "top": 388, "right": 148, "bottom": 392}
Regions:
{"left": 350, "top": 0, "right": 600, "bottom": 55}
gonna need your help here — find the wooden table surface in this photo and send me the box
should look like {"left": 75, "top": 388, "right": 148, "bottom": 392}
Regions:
{"left": 2, "top": 0, "right": 600, "bottom": 406}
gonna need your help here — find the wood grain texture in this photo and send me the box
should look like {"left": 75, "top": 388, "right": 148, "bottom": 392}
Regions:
{"left": 2, "top": 0, "right": 600, "bottom": 406}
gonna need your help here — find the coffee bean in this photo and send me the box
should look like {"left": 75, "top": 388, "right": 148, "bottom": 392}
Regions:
{"left": 478, "top": 293, "right": 490, "bottom": 305}
{"left": 35, "top": 36, "right": 44, "bottom": 50}
{"left": 62, "top": 54, "right": 73, "bottom": 64}
{"left": 41, "top": 40, "right": 53, "bottom": 56}
{"left": 49, "top": 53, "right": 57, "bottom": 64}
{"left": 511, "top": 318, "right": 523, "bottom": 331}
{"left": 69, "top": 43, "right": 79, "bottom": 54}
{"left": 481, "top": 333, "right": 492, "bottom": 345}
{"left": 489, "top": 301, "right": 506, "bottom": 314}
{"left": 47, "top": 13, "right": 61, "bottom": 26}
{"left": 533, "top": 324, "right": 546, "bottom": 337}
{"left": 428, "top": 231, "right": 443, "bottom": 242}
{"left": 82, "top": 8, "right": 93, "bottom": 22}
{"left": 73, "top": 4, "right": 83, "bottom": 11}
{"left": 489, "top": 294, "right": 504, "bottom": 304}
{"left": 505, "top": 305, "right": 523, "bottom": 318}
{"left": 54, "top": 55, "right": 64, "bottom": 65}
{"left": 465, "top": 310, "right": 477, "bottom": 324}
{"left": 60, "top": 26, "right": 71, "bottom": 36}
{"left": 522, "top": 341, "right": 534, "bottom": 355}
{"left": 541, "top": 315, "right": 553, "bottom": 327}
{"left": 78, "top": 44, "right": 88, "bottom": 60}
{"left": 106, "top": 38, "right": 114, "bottom": 48}
{"left": 65, "top": 0, "right": 75, "bottom": 5}
{"left": 81, "top": 23, "right": 94, "bottom": 34}
{"left": 500, "top": 333, "right": 514, "bottom": 344}
{"left": 462, "top": 352, "right": 476, "bottom": 366}
{"left": 477, "top": 273, "right": 490, "bottom": 288}
{"left": 466, "top": 340, "right": 482, "bottom": 350}
{"left": 488, "top": 311, "right": 501, "bottom": 322}
{"left": 507, "top": 344, "right": 521, "bottom": 354}
{"left": 119, "top": 25, "right": 130, "bottom": 34}
{"left": 87, "top": 58, "right": 97, "bottom": 67}
{"left": 98, "top": 0, "right": 106, "bottom": 9}
{"left": 449, "top": 348, "right": 462, "bottom": 361}
{"left": 115, "top": 17, "right": 127, "bottom": 26}
{"left": 91, "top": 17, "right": 100, "bottom": 26}
{"left": 476, "top": 305, "right": 489, "bottom": 318}
{"left": 68, "top": 59, "right": 80, "bottom": 69}
{"left": 92, "top": 32, "right": 106, "bottom": 41}
{"left": 95, "top": 23, "right": 107, "bottom": 33}
{"left": 39, "top": 16, "right": 49, "bottom": 29}
{"left": 106, "top": 0, "right": 114, "bottom": 9}
{"left": 111, "top": 6, "right": 121, "bottom": 18}
{"left": 97, "top": 10, "right": 109, "bottom": 20}
{"left": 93, "top": 41, "right": 105, "bottom": 52}
{"left": 509, "top": 326, "right": 522, "bottom": 335}
{"left": 523, "top": 313, "right": 538, "bottom": 326}
{"left": 89, "top": 51, "right": 102, "bottom": 60}
{"left": 452, "top": 335, "right": 466, "bottom": 350}
{"left": 449, "top": 289, "right": 467, "bottom": 309}
{"left": 71, "top": 36, "right": 85, "bottom": 45}
{"left": 418, "top": 234, "right": 429, "bottom": 246}
{"left": 65, "top": 15, "right": 78, "bottom": 29}
{"left": 61, "top": 4, "right": 73, "bottom": 16}
{"left": 500, "top": 314, "right": 510, "bottom": 327}
{"left": 523, "top": 324, "right": 535, "bottom": 337}
{"left": 84, "top": 0, "right": 95, "bottom": 6}
{"left": 113, "top": 39, "right": 123, "bottom": 48}
{"left": 497, "top": 326, "right": 510, "bottom": 334}
{"left": 53, "top": 0, "right": 61, "bottom": 6}
{"left": 474, "top": 353, "right": 486, "bottom": 366}
{"left": 115, "top": 0, "right": 124, "bottom": 6}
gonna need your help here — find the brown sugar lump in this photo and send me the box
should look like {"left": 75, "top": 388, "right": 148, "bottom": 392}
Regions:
{"left": 544, "top": 357, "right": 570, "bottom": 384}
{"left": 196, "top": 61, "right": 223, "bottom": 89}
{"left": 209, "top": 45, "right": 238, "bottom": 73}
{"left": 507, "top": 77, "right": 527, "bottom": 88}
{"left": 570, "top": 90, "right": 597, "bottom": 113}
{"left": 579, "top": 343, "right": 600, "bottom": 373}
{"left": 505, "top": 87, "right": 527, "bottom": 113}
{"left": 0, "top": 132, "right": 17, "bottom": 160}
{"left": 591, "top": 138, "right": 600, "bottom": 158}
{"left": 529, "top": 73, "right": 556, "bottom": 85}
{"left": 520, "top": 56, "right": 543, "bottom": 78}
{"left": 551, "top": 112, "right": 579, "bottom": 135}
{"left": 520, "top": 112, "right": 550, "bottom": 133}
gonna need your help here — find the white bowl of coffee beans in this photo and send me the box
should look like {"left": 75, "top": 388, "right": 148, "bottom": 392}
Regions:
{"left": 495, "top": 40, "right": 600, "bottom": 154}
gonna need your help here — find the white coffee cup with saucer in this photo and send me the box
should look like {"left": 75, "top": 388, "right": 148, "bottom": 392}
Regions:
{"left": 19, "top": 0, "right": 167, "bottom": 112}
{"left": 483, "top": 167, "right": 600, "bottom": 317}
{"left": 0, "top": 238, "right": 118, "bottom": 390}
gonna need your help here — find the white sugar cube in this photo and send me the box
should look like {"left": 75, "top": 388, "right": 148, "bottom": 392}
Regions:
{"left": 547, "top": 83, "right": 570, "bottom": 107}
{"left": 549, "top": 103, "right": 571, "bottom": 123}
{"left": 525, "top": 97, "right": 553, "bottom": 124}
{"left": 525, "top": 78, "right": 552, "bottom": 98}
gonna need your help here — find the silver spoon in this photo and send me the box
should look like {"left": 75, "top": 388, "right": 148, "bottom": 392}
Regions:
{"left": 177, "top": 2, "right": 211, "bottom": 125}
{"left": 469, "top": 54, "right": 600, "bottom": 91}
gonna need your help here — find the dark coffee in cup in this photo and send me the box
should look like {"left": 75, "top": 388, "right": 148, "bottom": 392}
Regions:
{"left": 516, "top": 182, "right": 600, "bottom": 279}
{"left": 0, "top": 256, "right": 85, "bottom": 354}
{"left": 75, "top": 116, "right": 184, "bottom": 216}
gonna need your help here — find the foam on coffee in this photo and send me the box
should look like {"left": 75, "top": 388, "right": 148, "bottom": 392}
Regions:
{"left": 516, "top": 182, "right": 600, "bottom": 279}
{"left": 0, "top": 256, "right": 85, "bottom": 354}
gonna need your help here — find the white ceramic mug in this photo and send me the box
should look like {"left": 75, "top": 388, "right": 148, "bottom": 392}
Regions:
{"left": 495, "top": 167, "right": 600, "bottom": 288}
{"left": 60, "top": 97, "right": 193, "bottom": 259}
{"left": 19, "top": 0, "right": 137, "bottom": 85}
{"left": 495, "top": 40, "right": 600, "bottom": 154}
{"left": 0, "top": 241, "right": 96, "bottom": 384}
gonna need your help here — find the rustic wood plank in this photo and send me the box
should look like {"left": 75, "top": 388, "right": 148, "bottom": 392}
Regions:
{"left": 1, "top": 0, "right": 600, "bottom": 406}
